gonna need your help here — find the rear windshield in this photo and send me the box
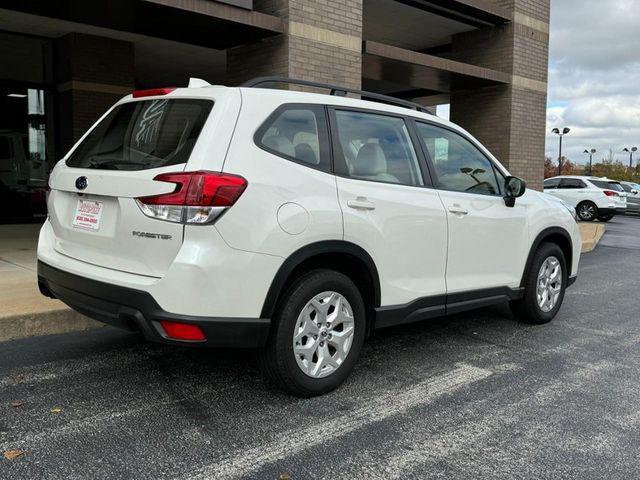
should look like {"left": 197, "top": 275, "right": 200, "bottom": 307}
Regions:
{"left": 66, "top": 99, "right": 213, "bottom": 170}
{"left": 591, "top": 179, "right": 623, "bottom": 191}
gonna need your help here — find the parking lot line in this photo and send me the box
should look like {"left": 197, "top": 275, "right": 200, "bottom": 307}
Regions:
{"left": 330, "top": 359, "right": 619, "bottom": 480}
{"left": 185, "top": 363, "right": 492, "bottom": 480}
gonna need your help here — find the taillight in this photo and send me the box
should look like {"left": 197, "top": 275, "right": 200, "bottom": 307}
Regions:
{"left": 160, "top": 320, "right": 206, "bottom": 342}
{"left": 136, "top": 171, "right": 247, "bottom": 224}
{"left": 603, "top": 190, "right": 619, "bottom": 197}
{"left": 132, "top": 87, "right": 176, "bottom": 98}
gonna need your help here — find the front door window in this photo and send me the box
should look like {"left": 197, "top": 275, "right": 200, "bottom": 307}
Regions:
{"left": 415, "top": 122, "right": 502, "bottom": 195}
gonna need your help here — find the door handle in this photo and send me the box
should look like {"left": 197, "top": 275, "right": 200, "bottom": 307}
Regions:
{"left": 347, "top": 197, "right": 376, "bottom": 211}
{"left": 448, "top": 205, "right": 468, "bottom": 215}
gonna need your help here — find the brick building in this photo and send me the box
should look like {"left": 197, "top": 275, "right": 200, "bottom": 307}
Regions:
{"left": 0, "top": 0, "right": 550, "bottom": 221}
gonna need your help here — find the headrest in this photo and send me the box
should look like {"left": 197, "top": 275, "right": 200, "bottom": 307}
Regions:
{"left": 351, "top": 143, "right": 387, "bottom": 176}
{"left": 294, "top": 143, "right": 318, "bottom": 165}
{"left": 263, "top": 135, "right": 295, "bottom": 158}
{"left": 293, "top": 132, "right": 319, "bottom": 159}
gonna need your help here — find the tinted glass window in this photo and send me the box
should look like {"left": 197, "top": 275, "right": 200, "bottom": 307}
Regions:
{"left": 559, "top": 178, "right": 586, "bottom": 189}
{"left": 494, "top": 166, "right": 506, "bottom": 191}
{"left": 416, "top": 122, "right": 500, "bottom": 195}
{"left": 333, "top": 110, "right": 423, "bottom": 186}
{"left": 591, "top": 180, "right": 623, "bottom": 191}
{"left": 257, "top": 105, "right": 328, "bottom": 170}
{"left": 620, "top": 183, "right": 632, "bottom": 192}
{"left": 589, "top": 180, "right": 607, "bottom": 189}
{"left": 0, "top": 137, "right": 11, "bottom": 160}
{"left": 66, "top": 99, "right": 213, "bottom": 170}
{"left": 544, "top": 178, "right": 561, "bottom": 189}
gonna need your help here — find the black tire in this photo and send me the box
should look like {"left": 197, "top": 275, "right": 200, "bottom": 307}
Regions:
{"left": 598, "top": 215, "right": 614, "bottom": 222}
{"left": 576, "top": 201, "right": 598, "bottom": 221}
{"left": 257, "top": 269, "right": 366, "bottom": 397}
{"left": 510, "top": 242, "right": 567, "bottom": 325}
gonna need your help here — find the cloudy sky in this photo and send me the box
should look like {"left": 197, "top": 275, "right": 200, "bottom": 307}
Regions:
{"left": 546, "top": 0, "right": 640, "bottom": 165}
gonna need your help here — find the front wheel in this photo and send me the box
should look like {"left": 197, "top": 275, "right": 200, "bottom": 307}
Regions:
{"left": 510, "top": 242, "right": 567, "bottom": 324}
{"left": 576, "top": 201, "right": 598, "bottom": 221}
{"left": 257, "top": 269, "right": 366, "bottom": 397}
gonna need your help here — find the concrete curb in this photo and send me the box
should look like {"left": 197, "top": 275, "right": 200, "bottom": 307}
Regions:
{"left": 580, "top": 223, "right": 606, "bottom": 253}
{"left": 0, "top": 309, "right": 102, "bottom": 343}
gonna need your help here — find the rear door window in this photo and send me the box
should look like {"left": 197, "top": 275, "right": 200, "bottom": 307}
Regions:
{"left": 559, "top": 178, "right": 586, "bottom": 189}
{"left": 66, "top": 99, "right": 213, "bottom": 170}
{"left": 332, "top": 110, "right": 424, "bottom": 187}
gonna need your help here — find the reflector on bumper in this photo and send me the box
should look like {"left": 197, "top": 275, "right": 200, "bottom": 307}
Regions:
{"left": 160, "top": 320, "right": 206, "bottom": 341}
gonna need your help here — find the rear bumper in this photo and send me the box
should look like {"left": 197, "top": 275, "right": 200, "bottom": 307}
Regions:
{"left": 37, "top": 261, "right": 270, "bottom": 348}
{"left": 625, "top": 201, "right": 640, "bottom": 212}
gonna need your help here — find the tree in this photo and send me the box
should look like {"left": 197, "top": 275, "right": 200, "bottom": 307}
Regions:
{"left": 558, "top": 156, "right": 576, "bottom": 175}
{"left": 588, "top": 148, "right": 640, "bottom": 182}
{"left": 543, "top": 150, "right": 640, "bottom": 182}
{"left": 544, "top": 156, "right": 556, "bottom": 178}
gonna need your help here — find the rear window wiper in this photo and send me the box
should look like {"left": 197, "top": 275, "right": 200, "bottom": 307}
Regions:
{"left": 86, "top": 158, "right": 151, "bottom": 170}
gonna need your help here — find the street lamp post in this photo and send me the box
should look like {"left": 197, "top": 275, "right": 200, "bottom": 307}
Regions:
{"left": 583, "top": 148, "right": 596, "bottom": 176}
{"left": 623, "top": 147, "right": 637, "bottom": 168}
{"left": 552, "top": 127, "right": 570, "bottom": 175}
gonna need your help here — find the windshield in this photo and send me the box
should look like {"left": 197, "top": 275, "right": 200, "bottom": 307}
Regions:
{"left": 66, "top": 99, "right": 213, "bottom": 170}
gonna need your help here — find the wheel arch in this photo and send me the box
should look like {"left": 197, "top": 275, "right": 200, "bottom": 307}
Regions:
{"left": 520, "top": 227, "right": 574, "bottom": 287}
{"left": 260, "top": 241, "right": 381, "bottom": 321}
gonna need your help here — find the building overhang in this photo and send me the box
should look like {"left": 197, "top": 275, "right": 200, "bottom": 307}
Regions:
{"left": 0, "top": 0, "right": 284, "bottom": 50}
{"left": 393, "top": 0, "right": 512, "bottom": 28}
{"left": 362, "top": 40, "right": 511, "bottom": 95}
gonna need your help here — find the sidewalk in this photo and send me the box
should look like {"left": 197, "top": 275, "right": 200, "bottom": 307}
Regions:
{"left": 0, "top": 223, "right": 99, "bottom": 342}
{"left": 0, "top": 221, "right": 606, "bottom": 343}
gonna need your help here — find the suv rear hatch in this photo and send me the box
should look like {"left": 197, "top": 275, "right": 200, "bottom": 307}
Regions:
{"left": 47, "top": 95, "right": 215, "bottom": 277}
{"left": 591, "top": 179, "right": 627, "bottom": 208}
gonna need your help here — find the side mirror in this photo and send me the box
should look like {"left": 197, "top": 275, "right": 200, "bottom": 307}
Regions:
{"left": 632, "top": 189, "right": 638, "bottom": 195}
{"left": 503, "top": 176, "right": 526, "bottom": 207}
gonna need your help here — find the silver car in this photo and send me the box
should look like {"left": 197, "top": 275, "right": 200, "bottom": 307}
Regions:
{"left": 620, "top": 181, "right": 640, "bottom": 214}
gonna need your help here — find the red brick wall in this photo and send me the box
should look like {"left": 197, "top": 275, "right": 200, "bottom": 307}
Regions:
{"left": 450, "top": 0, "right": 550, "bottom": 190}
{"left": 228, "top": 0, "right": 362, "bottom": 90}
{"left": 55, "top": 33, "right": 134, "bottom": 154}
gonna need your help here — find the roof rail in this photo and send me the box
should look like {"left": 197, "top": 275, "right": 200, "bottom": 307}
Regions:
{"left": 240, "top": 76, "right": 433, "bottom": 114}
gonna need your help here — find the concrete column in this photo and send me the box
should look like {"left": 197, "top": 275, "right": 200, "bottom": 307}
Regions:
{"left": 226, "top": 0, "right": 362, "bottom": 89}
{"left": 55, "top": 33, "right": 134, "bottom": 154}
{"left": 450, "top": 0, "right": 550, "bottom": 190}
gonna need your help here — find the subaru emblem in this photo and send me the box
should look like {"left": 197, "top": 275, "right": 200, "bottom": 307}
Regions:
{"left": 75, "top": 176, "right": 88, "bottom": 190}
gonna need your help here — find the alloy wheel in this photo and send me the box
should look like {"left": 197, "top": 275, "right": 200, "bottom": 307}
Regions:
{"left": 293, "top": 291, "right": 355, "bottom": 379}
{"left": 578, "top": 203, "right": 596, "bottom": 221}
{"left": 536, "top": 256, "right": 562, "bottom": 312}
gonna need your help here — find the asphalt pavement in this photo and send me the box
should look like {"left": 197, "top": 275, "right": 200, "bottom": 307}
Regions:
{"left": 2, "top": 216, "right": 640, "bottom": 479}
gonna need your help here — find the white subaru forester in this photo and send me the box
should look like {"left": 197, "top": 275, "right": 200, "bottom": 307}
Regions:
{"left": 38, "top": 77, "right": 581, "bottom": 396}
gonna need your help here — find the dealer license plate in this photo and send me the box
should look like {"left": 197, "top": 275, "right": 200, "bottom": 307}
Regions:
{"left": 72, "top": 199, "right": 104, "bottom": 231}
